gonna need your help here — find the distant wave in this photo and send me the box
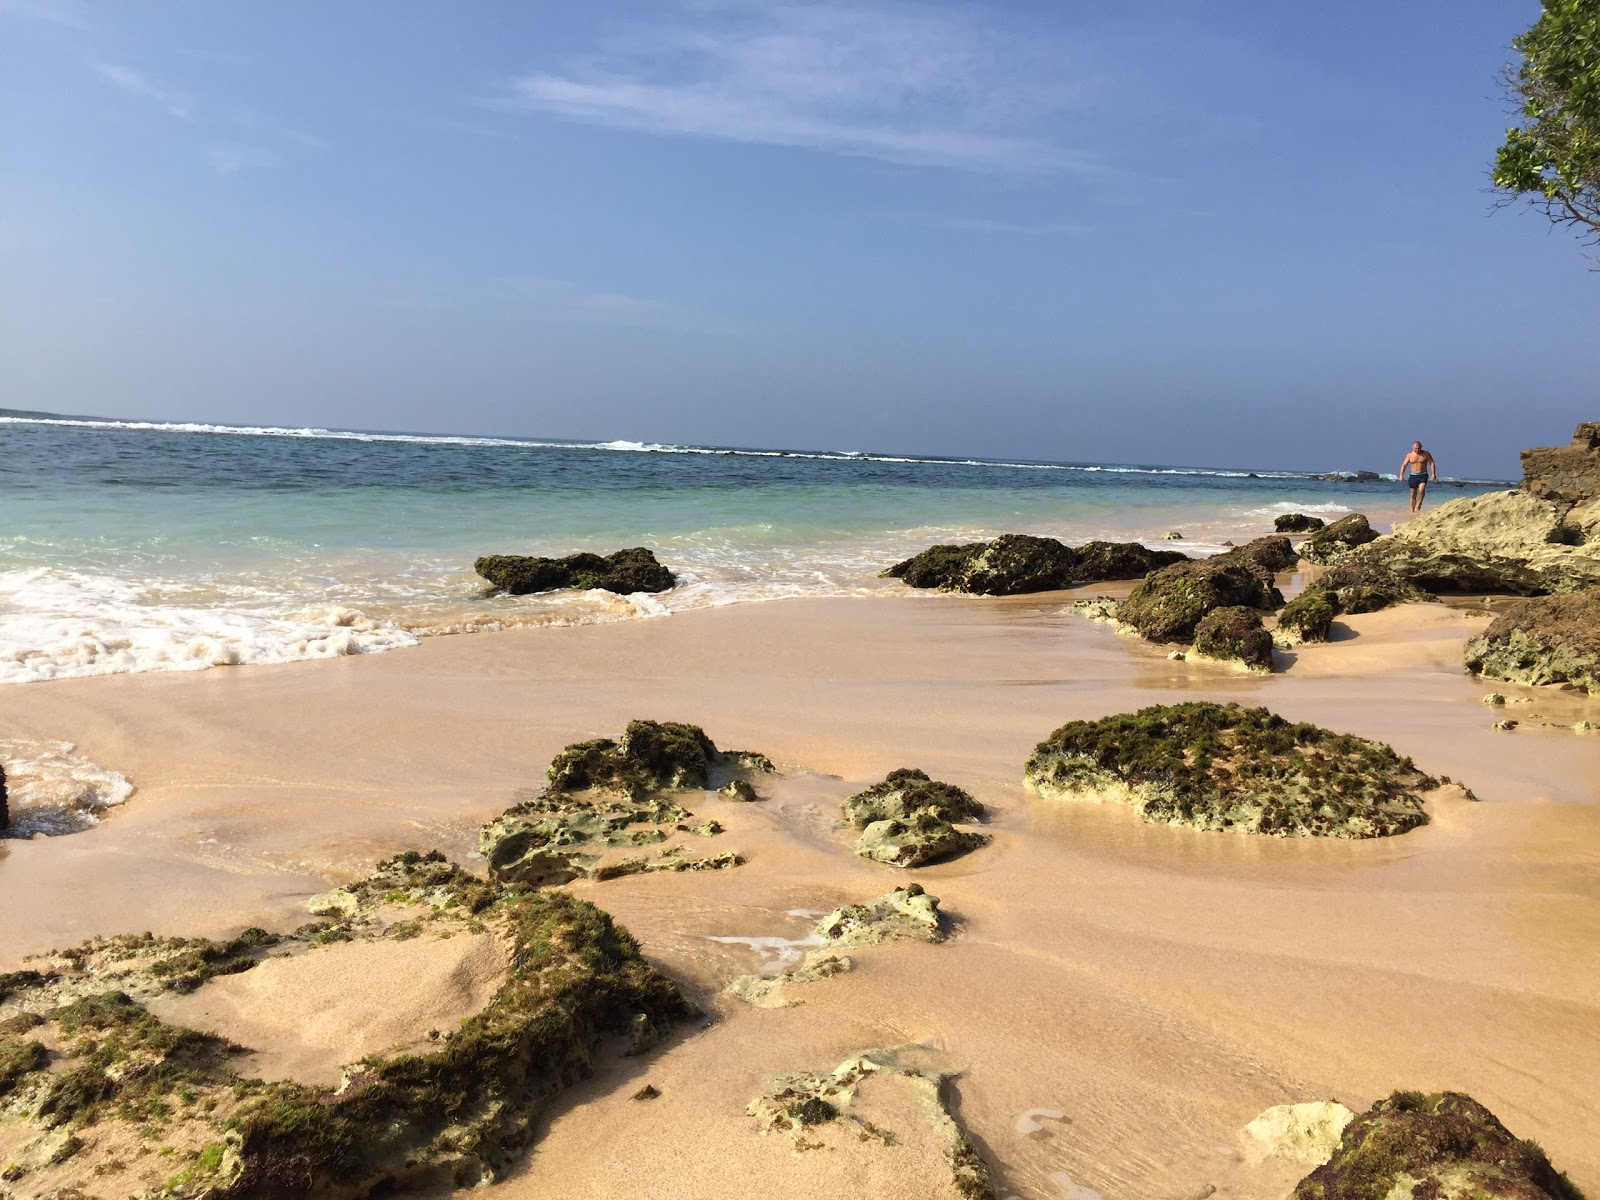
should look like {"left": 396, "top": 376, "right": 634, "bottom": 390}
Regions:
{"left": 0, "top": 414, "right": 1310, "bottom": 481}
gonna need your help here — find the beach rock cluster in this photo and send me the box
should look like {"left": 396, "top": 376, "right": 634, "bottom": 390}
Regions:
{"left": 1308, "top": 470, "right": 1382, "bottom": 482}
{"left": 841, "top": 768, "right": 988, "bottom": 867}
{"left": 1290, "top": 1090, "right": 1583, "bottom": 1200}
{"left": 1114, "top": 536, "right": 1288, "bottom": 644}
{"left": 475, "top": 546, "right": 676, "bottom": 595}
{"left": 750, "top": 1044, "right": 998, "bottom": 1199}
{"left": 480, "top": 720, "right": 771, "bottom": 885}
{"left": 0, "top": 851, "right": 693, "bottom": 1198}
{"left": 1464, "top": 591, "right": 1600, "bottom": 695}
{"left": 1274, "top": 513, "right": 1327, "bottom": 533}
{"left": 1024, "top": 702, "right": 1439, "bottom": 837}
{"left": 1297, "top": 514, "right": 1380, "bottom": 564}
{"left": 883, "top": 533, "right": 1185, "bottom": 595}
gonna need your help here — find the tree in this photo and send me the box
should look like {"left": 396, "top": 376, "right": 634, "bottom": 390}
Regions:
{"left": 1492, "top": 0, "right": 1600, "bottom": 254}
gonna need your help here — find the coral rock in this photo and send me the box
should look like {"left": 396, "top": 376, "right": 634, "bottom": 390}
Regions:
{"left": 882, "top": 534, "right": 1185, "bottom": 595}
{"left": 475, "top": 546, "right": 676, "bottom": 595}
{"left": 1464, "top": 590, "right": 1600, "bottom": 696}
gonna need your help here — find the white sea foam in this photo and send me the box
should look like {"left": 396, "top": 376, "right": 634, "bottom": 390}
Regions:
{"left": 1240, "top": 501, "right": 1367, "bottom": 516}
{"left": 0, "top": 738, "right": 134, "bottom": 836}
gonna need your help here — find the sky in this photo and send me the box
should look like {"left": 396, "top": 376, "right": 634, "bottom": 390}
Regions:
{"left": 1, "top": 0, "right": 1595, "bottom": 478}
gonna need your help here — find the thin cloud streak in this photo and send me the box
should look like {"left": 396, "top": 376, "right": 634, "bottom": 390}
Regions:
{"left": 207, "top": 144, "right": 281, "bottom": 174}
{"left": 91, "top": 60, "right": 193, "bottom": 119}
{"left": 497, "top": 3, "right": 1107, "bottom": 174}
{"left": 924, "top": 217, "right": 1094, "bottom": 235}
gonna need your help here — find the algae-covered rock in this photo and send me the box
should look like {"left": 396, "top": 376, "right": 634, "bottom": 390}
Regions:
{"left": 814, "top": 884, "right": 945, "bottom": 946}
{"left": 1299, "top": 514, "right": 1380, "bottom": 564}
{"left": 1025, "top": 702, "right": 1437, "bottom": 838}
{"left": 1290, "top": 1090, "right": 1583, "bottom": 1200}
{"left": 842, "top": 768, "right": 988, "bottom": 867}
{"left": 1464, "top": 590, "right": 1600, "bottom": 695}
{"left": 750, "top": 1045, "right": 998, "bottom": 1199}
{"left": 882, "top": 534, "right": 1185, "bottom": 595}
{"left": 475, "top": 546, "right": 676, "bottom": 595}
{"left": 1225, "top": 534, "right": 1298, "bottom": 576}
{"left": 0, "top": 851, "right": 693, "bottom": 1198}
{"left": 1275, "top": 513, "right": 1327, "bottom": 533}
{"left": 1191, "top": 605, "right": 1274, "bottom": 670}
{"left": 548, "top": 719, "right": 721, "bottom": 797}
{"left": 1116, "top": 558, "right": 1282, "bottom": 644}
{"left": 1275, "top": 584, "right": 1339, "bottom": 645}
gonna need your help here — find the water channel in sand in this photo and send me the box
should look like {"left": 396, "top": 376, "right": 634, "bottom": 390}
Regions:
{"left": 0, "top": 589, "right": 1595, "bottom": 1198}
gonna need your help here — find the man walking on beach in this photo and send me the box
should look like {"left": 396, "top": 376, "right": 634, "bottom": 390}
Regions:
{"left": 1400, "top": 441, "right": 1437, "bottom": 513}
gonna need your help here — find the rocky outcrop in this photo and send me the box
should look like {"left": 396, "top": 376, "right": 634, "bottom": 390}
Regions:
{"left": 1387, "top": 489, "right": 1600, "bottom": 593}
{"left": 1025, "top": 702, "right": 1439, "bottom": 837}
{"left": 1521, "top": 421, "right": 1600, "bottom": 502}
{"left": 1275, "top": 513, "right": 1327, "bottom": 533}
{"left": 475, "top": 547, "right": 676, "bottom": 595}
{"left": 1290, "top": 1091, "right": 1582, "bottom": 1200}
{"left": 1228, "top": 534, "right": 1298, "bottom": 575}
{"left": 1299, "top": 514, "right": 1379, "bottom": 564}
{"left": 480, "top": 721, "right": 770, "bottom": 884}
{"left": 842, "top": 768, "right": 988, "bottom": 867}
{"left": 882, "top": 534, "right": 1185, "bottom": 595}
{"left": 1308, "top": 470, "right": 1381, "bottom": 482}
{"left": 1464, "top": 591, "right": 1600, "bottom": 695}
{"left": 0, "top": 852, "right": 693, "bottom": 1198}
{"left": 1192, "top": 606, "right": 1274, "bottom": 670}
{"left": 1115, "top": 557, "right": 1282, "bottom": 643}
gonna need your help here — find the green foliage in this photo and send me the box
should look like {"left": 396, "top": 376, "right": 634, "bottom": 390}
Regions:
{"left": 1492, "top": 0, "right": 1600, "bottom": 249}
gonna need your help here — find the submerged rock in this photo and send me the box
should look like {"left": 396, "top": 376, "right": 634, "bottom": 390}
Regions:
{"left": 1024, "top": 702, "right": 1438, "bottom": 837}
{"left": 0, "top": 851, "right": 692, "bottom": 1197}
{"left": 842, "top": 768, "right": 988, "bottom": 867}
{"left": 474, "top": 547, "right": 676, "bottom": 595}
{"left": 1191, "top": 606, "right": 1274, "bottom": 670}
{"left": 1274, "top": 513, "right": 1327, "bottom": 533}
{"left": 1299, "top": 514, "right": 1380, "bottom": 564}
{"left": 1116, "top": 557, "right": 1282, "bottom": 644}
{"left": 1464, "top": 590, "right": 1600, "bottom": 696}
{"left": 882, "top": 534, "right": 1185, "bottom": 595}
{"left": 750, "top": 1045, "right": 998, "bottom": 1199}
{"left": 1290, "top": 1091, "right": 1582, "bottom": 1200}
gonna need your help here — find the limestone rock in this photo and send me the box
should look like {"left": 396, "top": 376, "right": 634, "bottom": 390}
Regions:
{"left": 1191, "top": 606, "right": 1274, "bottom": 670}
{"left": 1465, "top": 591, "right": 1600, "bottom": 695}
{"left": 882, "top": 534, "right": 1185, "bottom": 595}
{"left": 814, "top": 884, "right": 946, "bottom": 946}
{"left": 1299, "top": 514, "right": 1379, "bottom": 564}
{"left": 1521, "top": 421, "right": 1600, "bottom": 502}
{"left": 1290, "top": 1091, "right": 1581, "bottom": 1200}
{"left": 720, "top": 779, "right": 759, "bottom": 802}
{"left": 475, "top": 546, "right": 676, "bottom": 595}
{"left": 1388, "top": 489, "right": 1600, "bottom": 594}
{"left": 1275, "top": 513, "right": 1327, "bottom": 533}
{"left": 1025, "top": 702, "right": 1437, "bottom": 838}
{"left": 1116, "top": 558, "right": 1282, "bottom": 644}
{"left": 1242, "top": 1101, "right": 1356, "bottom": 1167}
{"left": 842, "top": 768, "right": 988, "bottom": 867}
{"left": 547, "top": 719, "right": 726, "bottom": 798}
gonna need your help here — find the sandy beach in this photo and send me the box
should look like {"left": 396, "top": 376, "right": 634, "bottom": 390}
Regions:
{"left": 1, "top": 578, "right": 1595, "bottom": 1199}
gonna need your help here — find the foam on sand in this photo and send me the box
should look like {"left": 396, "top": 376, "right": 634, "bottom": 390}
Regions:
{"left": 0, "top": 738, "right": 134, "bottom": 835}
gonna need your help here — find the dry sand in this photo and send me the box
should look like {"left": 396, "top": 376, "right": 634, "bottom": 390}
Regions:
{"left": 0, "top": 582, "right": 1596, "bottom": 1199}
{"left": 148, "top": 930, "right": 507, "bottom": 1088}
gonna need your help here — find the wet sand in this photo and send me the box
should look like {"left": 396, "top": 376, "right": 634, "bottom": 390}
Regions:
{"left": 1, "top": 587, "right": 1596, "bottom": 1198}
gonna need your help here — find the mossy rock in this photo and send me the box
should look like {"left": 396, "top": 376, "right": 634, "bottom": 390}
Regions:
{"left": 1276, "top": 584, "right": 1339, "bottom": 644}
{"left": 1115, "top": 558, "right": 1282, "bottom": 644}
{"left": 0, "top": 851, "right": 693, "bottom": 1197}
{"left": 1464, "top": 590, "right": 1600, "bottom": 695}
{"left": 882, "top": 535, "right": 1184, "bottom": 595}
{"left": 1024, "top": 702, "right": 1437, "bottom": 838}
{"left": 1290, "top": 1090, "right": 1583, "bottom": 1200}
{"left": 842, "top": 769, "right": 988, "bottom": 867}
{"left": 548, "top": 720, "right": 722, "bottom": 798}
{"left": 1299, "top": 514, "right": 1380, "bottom": 564}
{"left": 1222, "top": 534, "right": 1298, "bottom": 575}
{"left": 1191, "top": 606, "right": 1274, "bottom": 670}
{"left": 1275, "top": 513, "right": 1327, "bottom": 533}
{"left": 475, "top": 547, "right": 675, "bottom": 596}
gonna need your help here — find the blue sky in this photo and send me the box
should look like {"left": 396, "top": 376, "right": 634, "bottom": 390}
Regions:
{"left": 2, "top": 0, "right": 1594, "bottom": 477}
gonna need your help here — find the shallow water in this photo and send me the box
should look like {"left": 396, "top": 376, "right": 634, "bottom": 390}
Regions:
{"left": 1, "top": 410, "right": 1486, "bottom": 682}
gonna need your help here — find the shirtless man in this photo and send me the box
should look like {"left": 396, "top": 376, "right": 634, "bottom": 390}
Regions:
{"left": 1400, "top": 441, "right": 1437, "bottom": 513}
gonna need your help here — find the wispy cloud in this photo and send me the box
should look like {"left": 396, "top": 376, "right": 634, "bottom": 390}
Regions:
{"left": 207, "top": 144, "right": 281, "bottom": 174}
{"left": 91, "top": 60, "right": 193, "bottom": 119}
{"left": 0, "top": 0, "right": 97, "bottom": 31}
{"left": 924, "top": 217, "right": 1093, "bottom": 235}
{"left": 496, "top": 2, "right": 1105, "bottom": 174}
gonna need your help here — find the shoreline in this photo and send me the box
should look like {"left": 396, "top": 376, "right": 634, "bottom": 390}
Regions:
{"left": 0, "top": 590, "right": 1595, "bottom": 1197}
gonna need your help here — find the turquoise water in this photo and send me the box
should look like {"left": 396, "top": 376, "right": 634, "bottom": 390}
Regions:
{"left": 1, "top": 412, "right": 1493, "bottom": 683}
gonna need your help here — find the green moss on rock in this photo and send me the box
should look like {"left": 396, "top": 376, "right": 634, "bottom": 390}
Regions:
{"left": 882, "top": 535, "right": 1185, "bottom": 595}
{"left": 1291, "top": 1090, "right": 1583, "bottom": 1200}
{"left": 1025, "top": 702, "right": 1437, "bottom": 838}
{"left": 1276, "top": 584, "right": 1340, "bottom": 644}
{"left": 841, "top": 769, "right": 988, "bottom": 867}
{"left": 1191, "top": 606, "right": 1275, "bottom": 670}
{"left": 1275, "top": 513, "right": 1327, "bottom": 533}
{"left": 1464, "top": 590, "right": 1600, "bottom": 695}
{"left": 474, "top": 547, "right": 675, "bottom": 596}
{"left": 1116, "top": 558, "right": 1282, "bottom": 644}
{"left": 1299, "top": 514, "right": 1380, "bottom": 564}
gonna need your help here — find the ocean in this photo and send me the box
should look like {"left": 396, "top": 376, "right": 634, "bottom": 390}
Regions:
{"left": 0, "top": 410, "right": 1500, "bottom": 685}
